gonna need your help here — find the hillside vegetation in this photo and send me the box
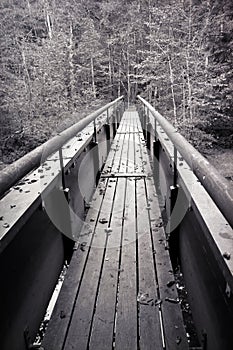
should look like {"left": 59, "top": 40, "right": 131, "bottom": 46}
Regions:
{"left": 0, "top": 0, "right": 232, "bottom": 167}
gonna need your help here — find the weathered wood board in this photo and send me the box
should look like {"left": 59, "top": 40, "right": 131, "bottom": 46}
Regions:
{"left": 42, "top": 108, "right": 188, "bottom": 350}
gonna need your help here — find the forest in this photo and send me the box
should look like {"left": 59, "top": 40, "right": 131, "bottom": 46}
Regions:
{"left": 0, "top": 0, "right": 232, "bottom": 168}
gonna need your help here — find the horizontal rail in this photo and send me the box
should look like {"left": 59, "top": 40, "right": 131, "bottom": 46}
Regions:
{"left": 137, "top": 95, "right": 233, "bottom": 228}
{"left": 0, "top": 96, "right": 123, "bottom": 198}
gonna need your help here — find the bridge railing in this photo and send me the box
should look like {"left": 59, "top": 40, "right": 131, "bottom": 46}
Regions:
{"left": 0, "top": 96, "right": 124, "bottom": 200}
{"left": 0, "top": 96, "right": 124, "bottom": 350}
{"left": 137, "top": 95, "right": 233, "bottom": 229}
{"left": 137, "top": 95, "right": 233, "bottom": 350}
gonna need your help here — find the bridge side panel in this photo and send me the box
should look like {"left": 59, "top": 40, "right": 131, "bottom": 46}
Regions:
{"left": 0, "top": 207, "right": 68, "bottom": 350}
{"left": 154, "top": 130, "right": 233, "bottom": 350}
{"left": 179, "top": 211, "right": 233, "bottom": 350}
{"left": 0, "top": 102, "right": 124, "bottom": 350}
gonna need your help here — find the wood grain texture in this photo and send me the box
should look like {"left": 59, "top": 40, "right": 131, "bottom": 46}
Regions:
{"left": 43, "top": 109, "right": 188, "bottom": 350}
{"left": 89, "top": 178, "right": 126, "bottom": 350}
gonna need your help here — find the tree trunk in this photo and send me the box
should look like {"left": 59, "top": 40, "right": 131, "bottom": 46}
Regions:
{"left": 118, "top": 65, "right": 121, "bottom": 97}
{"left": 185, "top": 0, "right": 193, "bottom": 121}
{"left": 168, "top": 58, "right": 177, "bottom": 124}
{"left": 91, "top": 56, "right": 96, "bottom": 99}
{"left": 185, "top": 54, "right": 193, "bottom": 121}
{"left": 21, "top": 47, "right": 33, "bottom": 117}
{"left": 26, "top": 0, "right": 31, "bottom": 16}
{"left": 68, "top": 22, "right": 75, "bottom": 108}
{"left": 127, "top": 48, "right": 130, "bottom": 106}
{"left": 46, "top": 11, "right": 52, "bottom": 39}
{"left": 148, "top": 0, "right": 152, "bottom": 53}
{"left": 182, "top": 77, "right": 186, "bottom": 122}
{"left": 108, "top": 44, "right": 112, "bottom": 97}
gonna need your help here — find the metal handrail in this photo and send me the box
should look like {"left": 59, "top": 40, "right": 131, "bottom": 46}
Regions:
{"left": 137, "top": 95, "right": 233, "bottom": 228}
{"left": 0, "top": 96, "right": 124, "bottom": 198}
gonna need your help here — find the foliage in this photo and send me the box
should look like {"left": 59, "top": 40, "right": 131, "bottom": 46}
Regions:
{"left": 0, "top": 0, "right": 232, "bottom": 165}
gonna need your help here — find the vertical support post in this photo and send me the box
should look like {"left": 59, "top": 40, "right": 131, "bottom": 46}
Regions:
{"left": 116, "top": 107, "right": 120, "bottom": 128}
{"left": 154, "top": 115, "right": 157, "bottom": 141}
{"left": 113, "top": 111, "right": 117, "bottom": 136}
{"left": 153, "top": 139, "right": 159, "bottom": 163}
{"left": 59, "top": 147, "right": 70, "bottom": 202}
{"left": 153, "top": 118, "right": 160, "bottom": 187}
{"left": 105, "top": 124, "right": 111, "bottom": 153}
{"left": 173, "top": 146, "right": 178, "bottom": 187}
{"left": 138, "top": 103, "right": 142, "bottom": 126}
{"left": 93, "top": 118, "right": 97, "bottom": 143}
{"left": 106, "top": 107, "right": 110, "bottom": 124}
{"left": 92, "top": 138, "right": 100, "bottom": 188}
{"left": 105, "top": 107, "right": 111, "bottom": 154}
{"left": 143, "top": 104, "right": 146, "bottom": 116}
{"left": 147, "top": 122, "right": 151, "bottom": 150}
{"left": 146, "top": 108, "right": 151, "bottom": 150}
{"left": 143, "top": 106, "right": 147, "bottom": 140}
{"left": 92, "top": 116, "right": 100, "bottom": 186}
{"left": 59, "top": 147, "right": 65, "bottom": 190}
{"left": 168, "top": 145, "right": 180, "bottom": 268}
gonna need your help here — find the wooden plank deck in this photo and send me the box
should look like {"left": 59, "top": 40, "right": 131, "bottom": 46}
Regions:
{"left": 42, "top": 107, "right": 188, "bottom": 350}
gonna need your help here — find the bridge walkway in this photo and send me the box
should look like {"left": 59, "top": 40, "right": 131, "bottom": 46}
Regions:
{"left": 42, "top": 107, "right": 188, "bottom": 350}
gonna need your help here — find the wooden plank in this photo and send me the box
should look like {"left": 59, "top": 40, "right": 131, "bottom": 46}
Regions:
{"left": 124, "top": 112, "right": 130, "bottom": 134}
{"left": 117, "top": 118, "right": 123, "bottom": 133}
{"left": 138, "top": 126, "right": 189, "bottom": 350}
{"left": 129, "top": 112, "right": 135, "bottom": 134}
{"left": 111, "top": 132, "right": 125, "bottom": 174}
{"left": 42, "top": 179, "right": 108, "bottom": 350}
{"left": 105, "top": 133, "right": 120, "bottom": 162}
{"left": 89, "top": 178, "right": 126, "bottom": 350}
{"left": 147, "top": 181, "right": 189, "bottom": 350}
{"left": 114, "top": 177, "right": 138, "bottom": 350}
{"left": 132, "top": 114, "right": 136, "bottom": 134}
{"left": 63, "top": 178, "right": 117, "bottom": 350}
{"left": 101, "top": 173, "right": 146, "bottom": 178}
{"left": 103, "top": 131, "right": 121, "bottom": 173}
{"left": 136, "top": 176, "right": 163, "bottom": 349}
{"left": 127, "top": 126, "right": 136, "bottom": 173}
{"left": 43, "top": 108, "right": 188, "bottom": 350}
{"left": 134, "top": 132, "right": 145, "bottom": 174}
{"left": 118, "top": 129, "right": 129, "bottom": 173}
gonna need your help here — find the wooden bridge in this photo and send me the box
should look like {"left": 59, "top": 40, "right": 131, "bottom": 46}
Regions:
{"left": 0, "top": 97, "right": 233, "bottom": 350}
